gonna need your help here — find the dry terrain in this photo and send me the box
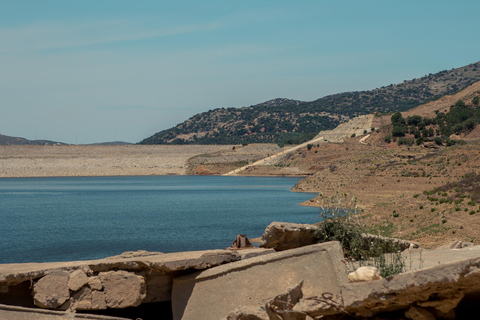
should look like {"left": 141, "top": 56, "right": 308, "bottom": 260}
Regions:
{"left": 0, "top": 145, "right": 233, "bottom": 177}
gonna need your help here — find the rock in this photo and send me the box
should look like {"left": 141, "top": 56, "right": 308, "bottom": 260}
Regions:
{"left": 99, "top": 270, "right": 146, "bottom": 308}
{"left": 88, "top": 276, "right": 103, "bottom": 291}
{"left": 32, "top": 271, "right": 70, "bottom": 309}
{"left": 91, "top": 290, "right": 107, "bottom": 310}
{"left": 347, "top": 266, "right": 382, "bottom": 282}
{"left": 405, "top": 306, "right": 435, "bottom": 320}
{"left": 224, "top": 306, "right": 269, "bottom": 320}
{"left": 265, "top": 281, "right": 305, "bottom": 320}
{"left": 339, "top": 257, "right": 480, "bottom": 318}
{"left": 259, "top": 222, "right": 317, "bottom": 251}
{"left": 172, "top": 242, "right": 348, "bottom": 320}
{"left": 293, "top": 293, "right": 343, "bottom": 317}
{"left": 68, "top": 269, "right": 89, "bottom": 292}
{"left": 71, "top": 286, "right": 93, "bottom": 310}
{"left": 229, "top": 234, "right": 254, "bottom": 249}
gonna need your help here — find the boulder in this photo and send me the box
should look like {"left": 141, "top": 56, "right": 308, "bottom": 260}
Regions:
{"left": 347, "top": 266, "right": 382, "bottom": 282}
{"left": 99, "top": 271, "right": 146, "bottom": 308}
{"left": 32, "top": 271, "right": 70, "bottom": 309}
{"left": 172, "top": 242, "right": 347, "bottom": 320}
{"left": 259, "top": 222, "right": 317, "bottom": 251}
{"left": 68, "top": 269, "right": 89, "bottom": 292}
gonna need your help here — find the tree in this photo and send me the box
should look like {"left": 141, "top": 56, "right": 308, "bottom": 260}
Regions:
{"left": 473, "top": 96, "right": 479, "bottom": 106}
{"left": 391, "top": 112, "right": 405, "bottom": 125}
{"left": 392, "top": 125, "right": 406, "bottom": 137}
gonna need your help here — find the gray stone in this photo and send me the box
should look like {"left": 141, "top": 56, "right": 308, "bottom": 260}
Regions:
{"left": 259, "top": 222, "right": 317, "bottom": 251}
{"left": 99, "top": 270, "right": 146, "bottom": 308}
{"left": 172, "top": 242, "right": 347, "bottom": 320}
{"left": 68, "top": 269, "right": 89, "bottom": 292}
{"left": 33, "top": 271, "right": 70, "bottom": 309}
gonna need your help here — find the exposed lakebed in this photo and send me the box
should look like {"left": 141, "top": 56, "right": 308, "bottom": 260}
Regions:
{"left": 0, "top": 175, "right": 318, "bottom": 263}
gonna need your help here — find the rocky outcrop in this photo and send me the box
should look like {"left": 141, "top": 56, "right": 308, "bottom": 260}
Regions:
{"left": 259, "top": 221, "right": 317, "bottom": 251}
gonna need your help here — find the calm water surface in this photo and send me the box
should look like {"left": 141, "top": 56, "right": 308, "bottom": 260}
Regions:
{"left": 0, "top": 175, "right": 319, "bottom": 264}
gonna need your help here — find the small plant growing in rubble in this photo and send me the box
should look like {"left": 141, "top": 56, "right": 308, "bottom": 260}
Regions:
{"left": 314, "top": 192, "right": 405, "bottom": 277}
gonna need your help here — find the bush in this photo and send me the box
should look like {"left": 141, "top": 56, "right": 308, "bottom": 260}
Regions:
{"left": 314, "top": 192, "right": 405, "bottom": 277}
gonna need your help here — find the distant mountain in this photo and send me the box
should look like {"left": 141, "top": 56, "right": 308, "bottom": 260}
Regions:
{"left": 140, "top": 61, "right": 480, "bottom": 145}
{"left": 90, "top": 141, "right": 134, "bottom": 145}
{"left": 0, "top": 134, "right": 66, "bottom": 146}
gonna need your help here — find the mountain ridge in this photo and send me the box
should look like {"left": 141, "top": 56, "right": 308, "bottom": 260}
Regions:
{"left": 140, "top": 61, "right": 480, "bottom": 145}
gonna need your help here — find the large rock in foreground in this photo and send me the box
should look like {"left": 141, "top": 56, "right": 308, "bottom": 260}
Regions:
{"left": 172, "top": 241, "right": 347, "bottom": 320}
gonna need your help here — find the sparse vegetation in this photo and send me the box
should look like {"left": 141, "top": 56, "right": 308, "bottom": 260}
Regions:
{"left": 314, "top": 192, "right": 405, "bottom": 277}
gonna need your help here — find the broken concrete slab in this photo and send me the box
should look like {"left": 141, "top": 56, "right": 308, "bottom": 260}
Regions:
{"left": 172, "top": 241, "right": 347, "bottom": 320}
{"left": 0, "top": 303, "right": 129, "bottom": 320}
{"left": 0, "top": 249, "right": 272, "bottom": 312}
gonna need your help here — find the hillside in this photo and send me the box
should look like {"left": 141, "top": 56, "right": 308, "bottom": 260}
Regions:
{"left": 0, "top": 134, "right": 65, "bottom": 146}
{"left": 140, "top": 61, "right": 480, "bottom": 145}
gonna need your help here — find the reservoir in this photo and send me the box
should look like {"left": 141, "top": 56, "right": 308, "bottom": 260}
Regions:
{"left": 0, "top": 175, "right": 318, "bottom": 264}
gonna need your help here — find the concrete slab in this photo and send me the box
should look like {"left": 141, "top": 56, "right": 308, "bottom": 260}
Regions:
{"left": 0, "top": 303, "right": 129, "bottom": 320}
{"left": 171, "top": 241, "right": 347, "bottom": 320}
{"left": 403, "top": 245, "right": 480, "bottom": 271}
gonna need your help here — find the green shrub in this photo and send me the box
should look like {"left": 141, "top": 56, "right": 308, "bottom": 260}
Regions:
{"left": 314, "top": 192, "right": 405, "bottom": 277}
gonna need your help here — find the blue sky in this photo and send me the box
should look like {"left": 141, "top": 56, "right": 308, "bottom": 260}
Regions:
{"left": 1, "top": 1, "right": 480, "bottom": 144}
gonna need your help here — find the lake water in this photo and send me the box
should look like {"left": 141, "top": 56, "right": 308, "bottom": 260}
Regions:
{"left": 0, "top": 175, "right": 319, "bottom": 264}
